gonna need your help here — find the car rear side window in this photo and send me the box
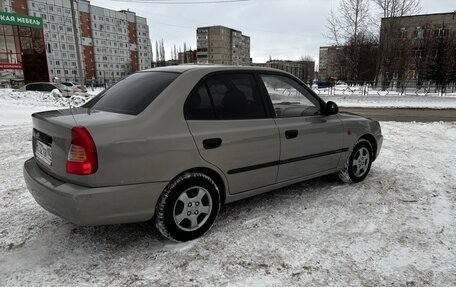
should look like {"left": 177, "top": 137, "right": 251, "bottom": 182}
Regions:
{"left": 185, "top": 85, "right": 216, "bottom": 120}
{"left": 26, "top": 83, "right": 41, "bottom": 91}
{"left": 84, "top": 72, "right": 179, "bottom": 115}
{"left": 186, "top": 73, "right": 267, "bottom": 120}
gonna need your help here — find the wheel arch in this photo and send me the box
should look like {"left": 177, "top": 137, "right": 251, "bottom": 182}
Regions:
{"left": 359, "top": 134, "right": 378, "bottom": 161}
{"left": 168, "top": 167, "right": 227, "bottom": 205}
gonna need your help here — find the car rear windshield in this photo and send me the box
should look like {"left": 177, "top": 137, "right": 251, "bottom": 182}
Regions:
{"left": 84, "top": 71, "right": 180, "bottom": 115}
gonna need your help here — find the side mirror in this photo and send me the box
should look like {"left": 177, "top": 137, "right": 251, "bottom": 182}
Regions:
{"left": 325, "top": 101, "right": 339, "bottom": 115}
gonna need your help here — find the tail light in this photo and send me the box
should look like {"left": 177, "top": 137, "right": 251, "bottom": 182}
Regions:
{"left": 67, "top": 126, "right": 98, "bottom": 175}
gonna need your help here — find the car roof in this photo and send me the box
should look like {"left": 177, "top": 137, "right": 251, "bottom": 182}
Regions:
{"left": 26, "top": 82, "right": 58, "bottom": 85}
{"left": 141, "top": 64, "right": 287, "bottom": 74}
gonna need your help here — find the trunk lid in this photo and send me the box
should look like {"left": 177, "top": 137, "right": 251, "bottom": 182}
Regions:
{"left": 31, "top": 107, "right": 134, "bottom": 186}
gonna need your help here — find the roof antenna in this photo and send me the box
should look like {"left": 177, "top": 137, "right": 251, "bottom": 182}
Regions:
{"left": 69, "top": 95, "right": 79, "bottom": 126}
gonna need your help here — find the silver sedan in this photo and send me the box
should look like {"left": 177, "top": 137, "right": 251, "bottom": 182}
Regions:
{"left": 23, "top": 65, "right": 383, "bottom": 241}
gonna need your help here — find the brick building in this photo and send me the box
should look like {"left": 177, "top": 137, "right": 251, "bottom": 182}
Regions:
{"left": 378, "top": 12, "right": 456, "bottom": 84}
{"left": 0, "top": 0, "right": 152, "bottom": 85}
{"left": 196, "top": 25, "right": 250, "bottom": 65}
{"left": 253, "top": 60, "right": 315, "bottom": 84}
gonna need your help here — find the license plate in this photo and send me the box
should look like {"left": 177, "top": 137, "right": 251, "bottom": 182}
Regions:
{"left": 35, "top": 140, "right": 52, "bottom": 166}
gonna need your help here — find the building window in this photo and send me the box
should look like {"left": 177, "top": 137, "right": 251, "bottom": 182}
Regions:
{"left": 400, "top": 27, "right": 407, "bottom": 39}
{"left": 436, "top": 27, "right": 449, "bottom": 37}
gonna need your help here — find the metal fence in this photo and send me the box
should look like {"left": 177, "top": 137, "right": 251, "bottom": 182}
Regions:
{"left": 312, "top": 81, "right": 456, "bottom": 96}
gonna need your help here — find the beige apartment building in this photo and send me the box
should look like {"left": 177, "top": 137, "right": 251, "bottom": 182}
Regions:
{"left": 196, "top": 25, "right": 250, "bottom": 65}
{"left": 0, "top": 0, "right": 152, "bottom": 85}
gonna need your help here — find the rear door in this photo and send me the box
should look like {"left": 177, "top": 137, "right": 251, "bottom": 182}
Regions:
{"left": 186, "top": 72, "right": 280, "bottom": 194}
{"left": 258, "top": 73, "right": 344, "bottom": 183}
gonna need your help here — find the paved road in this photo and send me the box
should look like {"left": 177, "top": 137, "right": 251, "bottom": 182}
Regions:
{"left": 340, "top": 107, "right": 456, "bottom": 122}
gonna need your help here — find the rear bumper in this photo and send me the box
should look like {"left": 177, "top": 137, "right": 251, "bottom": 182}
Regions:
{"left": 23, "top": 158, "right": 168, "bottom": 226}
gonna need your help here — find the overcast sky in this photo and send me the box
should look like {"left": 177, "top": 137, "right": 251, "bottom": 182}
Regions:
{"left": 91, "top": 0, "right": 455, "bottom": 65}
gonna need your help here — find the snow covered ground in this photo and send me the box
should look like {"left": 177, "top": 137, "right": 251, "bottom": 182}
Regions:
{"left": 0, "top": 89, "right": 455, "bottom": 286}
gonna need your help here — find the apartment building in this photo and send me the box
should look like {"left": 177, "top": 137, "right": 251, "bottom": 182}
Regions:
{"left": 318, "top": 46, "right": 346, "bottom": 81}
{"left": 253, "top": 60, "right": 315, "bottom": 84}
{"left": 196, "top": 25, "right": 250, "bottom": 65}
{"left": 178, "top": 49, "right": 197, "bottom": 64}
{"left": 1, "top": 0, "right": 152, "bottom": 84}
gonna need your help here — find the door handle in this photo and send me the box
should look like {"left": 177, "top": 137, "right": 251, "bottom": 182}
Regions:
{"left": 285, "top": 129, "right": 298, "bottom": 139}
{"left": 203, "top": 138, "right": 222, "bottom": 149}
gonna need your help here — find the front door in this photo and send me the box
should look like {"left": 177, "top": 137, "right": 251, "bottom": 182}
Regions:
{"left": 185, "top": 72, "right": 280, "bottom": 194}
{"left": 258, "top": 73, "right": 344, "bottom": 183}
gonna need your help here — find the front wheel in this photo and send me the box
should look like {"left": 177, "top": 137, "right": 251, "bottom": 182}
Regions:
{"left": 155, "top": 172, "right": 221, "bottom": 242}
{"left": 339, "top": 139, "right": 373, "bottom": 183}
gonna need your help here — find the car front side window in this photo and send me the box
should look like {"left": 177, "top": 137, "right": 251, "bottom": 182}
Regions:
{"left": 260, "top": 74, "right": 321, "bottom": 118}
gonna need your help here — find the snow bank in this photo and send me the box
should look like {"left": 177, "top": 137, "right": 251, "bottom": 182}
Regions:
{"left": 0, "top": 89, "right": 95, "bottom": 126}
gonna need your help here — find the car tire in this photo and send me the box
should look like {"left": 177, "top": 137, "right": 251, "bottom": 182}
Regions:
{"left": 338, "top": 139, "right": 373, "bottom": 183}
{"left": 155, "top": 172, "right": 221, "bottom": 242}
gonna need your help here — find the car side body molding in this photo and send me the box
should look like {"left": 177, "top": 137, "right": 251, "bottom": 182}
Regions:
{"left": 228, "top": 148, "right": 350, "bottom": 175}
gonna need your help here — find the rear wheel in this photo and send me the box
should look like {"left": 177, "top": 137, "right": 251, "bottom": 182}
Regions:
{"left": 155, "top": 172, "right": 221, "bottom": 242}
{"left": 339, "top": 139, "right": 373, "bottom": 183}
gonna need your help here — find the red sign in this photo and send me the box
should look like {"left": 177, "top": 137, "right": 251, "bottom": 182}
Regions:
{"left": 0, "top": 63, "right": 22, "bottom": 69}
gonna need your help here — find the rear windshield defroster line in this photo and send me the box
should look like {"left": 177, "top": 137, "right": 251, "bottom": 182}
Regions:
{"left": 84, "top": 72, "right": 180, "bottom": 115}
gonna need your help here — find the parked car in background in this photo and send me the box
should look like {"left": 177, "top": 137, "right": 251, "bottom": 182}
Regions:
{"left": 61, "top": 81, "right": 87, "bottom": 93}
{"left": 23, "top": 65, "right": 383, "bottom": 242}
{"left": 16, "top": 82, "right": 80, "bottom": 98}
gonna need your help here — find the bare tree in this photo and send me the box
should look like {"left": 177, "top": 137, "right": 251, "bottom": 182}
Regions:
{"left": 299, "top": 55, "right": 314, "bottom": 62}
{"left": 339, "top": 33, "right": 379, "bottom": 81}
{"left": 155, "top": 40, "right": 159, "bottom": 66}
{"left": 326, "top": 9, "right": 342, "bottom": 45}
{"left": 417, "top": 24, "right": 456, "bottom": 94}
{"left": 325, "top": 0, "right": 375, "bottom": 81}
{"left": 372, "top": 0, "right": 421, "bottom": 18}
{"left": 326, "top": 0, "right": 372, "bottom": 45}
{"left": 159, "top": 39, "right": 166, "bottom": 64}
